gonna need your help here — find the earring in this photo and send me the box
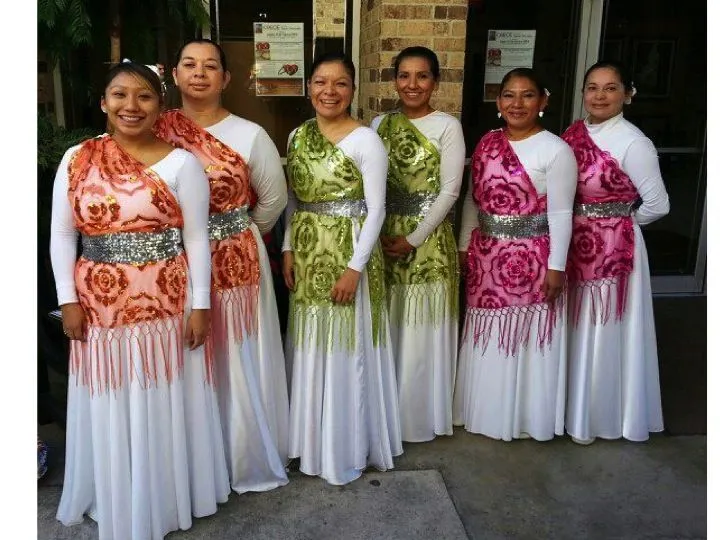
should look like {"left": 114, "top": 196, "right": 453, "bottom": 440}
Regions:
{"left": 539, "top": 111, "right": 544, "bottom": 118}
{"left": 497, "top": 112, "right": 502, "bottom": 119}
{"left": 101, "top": 107, "right": 107, "bottom": 113}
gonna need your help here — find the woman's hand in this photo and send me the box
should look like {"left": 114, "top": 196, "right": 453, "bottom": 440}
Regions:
{"left": 331, "top": 268, "right": 361, "bottom": 304}
{"left": 282, "top": 251, "right": 295, "bottom": 290}
{"left": 542, "top": 270, "right": 565, "bottom": 303}
{"left": 382, "top": 235, "right": 415, "bottom": 259}
{"left": 61, "top": 303, "right": 87, "bottom": 341}
{"left": 185, "top": 309, "right": 210, "bottom": 350}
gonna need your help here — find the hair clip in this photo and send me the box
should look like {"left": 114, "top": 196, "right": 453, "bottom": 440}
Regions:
{"left": 544, "top": 88, "right": 551, "bottom": 97}
{"left": 122, "top": 58, "right": 133, "bottom": 64}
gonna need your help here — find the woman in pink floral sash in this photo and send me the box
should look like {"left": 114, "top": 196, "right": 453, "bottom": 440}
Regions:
{"left": 561, "top": 61, "right": 669, "bottom": 444}
{"left": 454, "top": 68, "right": 577, "bottom": 441}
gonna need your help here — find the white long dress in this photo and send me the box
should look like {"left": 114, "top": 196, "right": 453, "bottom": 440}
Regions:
{"left": 370, "top": 111, "right": 465, "bottom": 442}
{"left": 565, "top": 114, "right": 669, "bottom": 442}
{"left": 454, "top": 130, "right": 577, "bottom": 441}
{"left": 52, "top": 145, "right": 230, "bottom": 539}
{"left": 202, "top": 115, "right": 290, "bottom": 492}
{"left": 283, "top": 125, "right": 403, "bottom": 485}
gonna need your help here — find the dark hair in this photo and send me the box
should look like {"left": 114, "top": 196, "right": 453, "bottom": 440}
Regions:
{"left": 499, "top": 68, "right": 547, "bottom": 96}
{"left": 392, "top": 46, "right": 440, "bottom": 80}
{"left": 104, "top": 62, "right": 163, "bottom": 101}
{"left": 309, "top": 52, "right": 356, "bottom": 87}
{"left": 174, "top": 38, "right": 228, "bottom": 72}
{"left": 583, "top": 60, "right": 633, "bottom": 91}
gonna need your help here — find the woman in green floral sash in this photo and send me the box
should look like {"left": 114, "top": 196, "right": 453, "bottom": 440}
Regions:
{"left": 371, "top": 47, "right": 465, "bottom": 442}
{"left": 282, "top": 53, "right": 403, "bottom": 485}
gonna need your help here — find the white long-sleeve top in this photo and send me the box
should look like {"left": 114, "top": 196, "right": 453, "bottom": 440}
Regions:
{"left": 50, "top": 144, "right": 212, "bottom": 309}
{"left": 459, "top": 130, "right": 577, "bottom": 272}
{"left": 205, "top": 114, "right": 288, "bottom": 234}
{"left": 584, "top": 113, "right": 670, "bottom": 226}
{"left": 282, "top": 125, "right": 388, "bottom": 273}
{"left": 370, "top": 110, "right": 466, "bottom": 247}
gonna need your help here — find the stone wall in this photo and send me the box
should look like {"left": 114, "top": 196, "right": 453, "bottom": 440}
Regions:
{"left": 358, "top": 0, "right": 468, "bottom": 124}
{"left": 315, "top": 0, "right": 346, "bottom": 38}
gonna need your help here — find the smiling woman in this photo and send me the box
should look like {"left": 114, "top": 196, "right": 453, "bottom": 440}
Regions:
{"left": 51, "top": 61, "right": 230, "bottom": 539}
{"left": 454, "top": 67, "right": 578, "bottom": 443}
{"left": 282, "top": 53, "right": 403, "bottom": 486}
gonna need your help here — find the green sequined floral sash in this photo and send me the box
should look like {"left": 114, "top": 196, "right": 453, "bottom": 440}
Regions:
{"left": 287, "top": 119, "right": 386, "bottom": 349}
{"left": 377, "top": 112, "right": 459, "bottom": 326}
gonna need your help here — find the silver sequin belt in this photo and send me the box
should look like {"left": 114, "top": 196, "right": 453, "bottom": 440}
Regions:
{"left": 574, "top": 200, "right": 637, "bottom": 218}
{"left": 208, "top": 205, "right": 252, "bottom": 241}
{"left": 477, "top": 211, "right": 549, "bottom": 239}
{"left": 386, "top": 191, "right": 438, "bottom": 217}
{"left": 81, "top": 228, "right": 183, "bottom": 264}
{"left": 296, "top": 199, "right": 367, "bottom": 218}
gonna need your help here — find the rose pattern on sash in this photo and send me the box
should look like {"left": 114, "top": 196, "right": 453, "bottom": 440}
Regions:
{"left": 67, "top": 135, "right": 191, "bottom": 392}
{"left": 286, "top": 119, "right": 387, "bottom": 347}
{"left": 562, "top": 120, "right": 639, "bottom": 323}
{"left": 463, "top": 129, "right": 557, "bottom": 356}
{"left": 376, "top": 112, "right": 459, "bottom": 325}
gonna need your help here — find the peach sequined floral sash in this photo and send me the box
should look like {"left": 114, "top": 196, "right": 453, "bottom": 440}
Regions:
{"left": 67, "top": 135, "right": 192, "bottom": 393}
{"left": 155, "top": 110, "right": 260, "bottom": 343}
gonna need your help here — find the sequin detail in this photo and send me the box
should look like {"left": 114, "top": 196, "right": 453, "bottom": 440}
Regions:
{"left": 67, "top": 136, "right": 194, "bottom": 394}
{"left": 82, "top": 228, "right": 183, "bottom": 264}
{"left": 562, "top": 120, "right": 640, "bottom": 325}
{"left": 464, "top": 129, "right": 559, "bottom": 357}
{"left": 574, "top": 200, "right": 637, "bottom": 218}
{"left": 208, "top": 205, "right": 251, "bottom": 241}
{"left": 477, "top": 211, "right": 549, "bottom": 239}
{"left": 386, "top": 190, "right": 438, "bottom": 217}
{"left": 287, "top": 119, "right": 386, "bottom": 348}
{"left": 376, "top": 112, "right": 459, "bottom": 327}
{"left": 296, "top": 199, "right": 368, "bottom": 218}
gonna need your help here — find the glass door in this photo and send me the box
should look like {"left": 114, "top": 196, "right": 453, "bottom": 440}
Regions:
{"left": 575, "top": 0, "right": 707, "bottom": 294}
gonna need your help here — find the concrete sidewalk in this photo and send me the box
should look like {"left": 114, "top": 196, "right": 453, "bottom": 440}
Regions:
{"left": 37, "top": 422, "right": 706, "bottom": 540}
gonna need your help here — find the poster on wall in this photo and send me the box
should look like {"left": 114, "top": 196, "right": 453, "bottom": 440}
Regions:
{"left": 483, "top": 29, "right": 536, "bottom": 101}
{"left": 253, "top": 22, "right": 305, "bottom": 96}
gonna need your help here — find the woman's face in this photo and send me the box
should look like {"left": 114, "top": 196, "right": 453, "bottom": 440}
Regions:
{"left": 395, "top": 56, "right": 436, "bottom": 113}
{"left": 101, "top": 72, "right": 161, "bottom": 139}
{"left": 173, "top": 42, "right": 230, "bottom": 102}
{"left": 583, "top": 67, "right": 629, "bottom": 123}
{"left": 308, "top": 61, "right": 354, "bottom": 121}
{"left": 496, "top": 76, "right": 547, "bottom": 132}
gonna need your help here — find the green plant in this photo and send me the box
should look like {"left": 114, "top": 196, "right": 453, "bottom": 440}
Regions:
{"left": 37, "top": 113, "right": 98, "bottom": 174}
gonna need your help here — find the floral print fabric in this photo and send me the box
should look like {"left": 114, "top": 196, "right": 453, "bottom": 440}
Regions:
{"left": 562, "top": 120, "right": 638, "bottom": 323}
{"left": 376, "top": 112, "right": 458, "bottom": 324}
{"left": 464, "top": 130, "right": 559, "bottom": 356}
{"left": 286, "top": 119, "right": 386, "bottom": 348}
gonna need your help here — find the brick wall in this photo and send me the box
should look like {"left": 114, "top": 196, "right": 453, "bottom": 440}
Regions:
{"left": 315, "top": 0, "right": 346, "bottom": 38}
{"left": 358, "top": 0, "right": 468, "bottom": 124}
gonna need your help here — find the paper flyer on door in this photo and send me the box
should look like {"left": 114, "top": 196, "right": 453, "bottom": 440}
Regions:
{"left": 253, "top": 22, "right": 305, "bottom": 96}
{"left": 484, "top": 29, "right": 536, "bottom": 101}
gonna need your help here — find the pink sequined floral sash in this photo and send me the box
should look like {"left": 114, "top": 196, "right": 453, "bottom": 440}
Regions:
{"left": 464, "top": 130, "right": 560, "bottom": 357}
{"left": 562, "top": 120, "right": 639, "bottom": 324}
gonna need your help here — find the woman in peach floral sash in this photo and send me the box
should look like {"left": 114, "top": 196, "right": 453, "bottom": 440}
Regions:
{"left": 52, "top": 62, "right": 229, "bottom": 540}
{"left": 154, "top": 39, "right": 289, "bottom": 494}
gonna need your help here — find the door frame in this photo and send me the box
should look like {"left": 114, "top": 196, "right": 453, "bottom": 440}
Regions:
{"left": 572, "top": 0, "right": 707, "bottom": 295}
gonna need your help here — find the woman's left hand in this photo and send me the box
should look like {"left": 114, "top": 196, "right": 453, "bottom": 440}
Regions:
{"left": 542, "top": 270, "right": 565, "bottom": 303}
{"left": 185, "top": 309, "right": 210, "bottom": 350}
{"left": 383, "top": 236, "right": 415, "bottom": 259}
{"left": 330, "top": 268, "right": 361, "bottom": 304}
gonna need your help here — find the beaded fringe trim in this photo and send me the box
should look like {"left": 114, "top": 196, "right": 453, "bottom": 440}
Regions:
{"left": 69, "top": 316, "right": 185, "bottom": 396}
{"left": 568, "top": 276, "right": 630, "bottom": 326}
{"left": 288, "top": 300, "right": 356, "bottom": 352}
{"left": 387, "top": 281, "right": 459, "bottom": 327}
{"left": 461, "top": 297, "right": 563, "bottom": 358}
